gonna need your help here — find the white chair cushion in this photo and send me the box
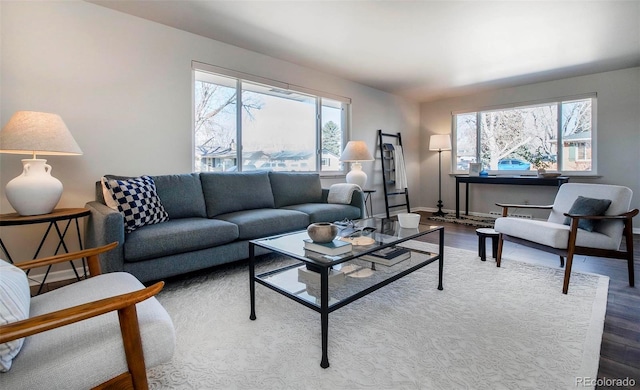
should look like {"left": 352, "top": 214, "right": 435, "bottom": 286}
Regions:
{"left": 547, "top": 183, "right": 632, "bottom": 244}
{"left": 1, "top": 272, "right": 175, "bottom": 389}
{"left": 495, "top": 217, "right": 620, "bottom": 250}
{"left": 0, "top": 260, "right": 30, "bottom": 372}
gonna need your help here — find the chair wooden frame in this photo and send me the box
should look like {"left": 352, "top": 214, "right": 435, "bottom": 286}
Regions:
{"left": 495, "top": 203, "right": 638, "bottom": 294}
{"left": 0, "top": 242, "right": 164, "bottom": 390}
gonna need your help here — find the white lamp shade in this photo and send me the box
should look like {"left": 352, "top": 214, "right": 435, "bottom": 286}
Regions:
{"left": 1, "top": 111, "right": 83, "bottom": 157}
{"left": 339, "top": 141, "right": 374, "bottom": 162}
{"left": 429, "top": 134, "right": 452, "bottom": 151}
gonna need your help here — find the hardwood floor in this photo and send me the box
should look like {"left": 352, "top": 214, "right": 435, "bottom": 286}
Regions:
{"left": 416, "top": 216, "right": 640, "bottom": 390}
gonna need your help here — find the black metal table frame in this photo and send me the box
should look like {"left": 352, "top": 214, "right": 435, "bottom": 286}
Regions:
{"left": 455, "top": 175, "right": 570, "bottom": 218}
{"left": 249, "top": 225, "right": 444, "bottom": 368}
{"left": 0, "top": 208, "right": 91, "bottom": 295}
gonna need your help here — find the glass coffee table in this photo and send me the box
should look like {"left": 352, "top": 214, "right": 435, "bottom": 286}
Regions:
{"left": 249, "top": 218, "right": 444, "bottom": 368}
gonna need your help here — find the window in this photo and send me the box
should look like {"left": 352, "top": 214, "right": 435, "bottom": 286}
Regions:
{"left": 453, "top": 95, "right": 596, "bottom": 174}
{"left": 193, "top": 62, "right": 350, "bottom": 174}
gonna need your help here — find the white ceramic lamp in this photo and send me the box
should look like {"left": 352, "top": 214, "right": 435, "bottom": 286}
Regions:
{"left": 1, "top": 111, "right": 83, "bottom": 216}
{"left": 339, "top": 140, "right": 374, "bottom": 189}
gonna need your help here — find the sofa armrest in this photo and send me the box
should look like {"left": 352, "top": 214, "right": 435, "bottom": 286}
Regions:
{"left": 350, "top": 189, "right": 365, "bottom": 219}
{"left": 322, "top": 188, "right": 365, "bottom": 219}
{"left": 84, "top": 201, "right": 126, "bottom": 274}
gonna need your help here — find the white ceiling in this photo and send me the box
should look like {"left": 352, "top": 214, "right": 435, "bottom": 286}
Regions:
{"left": 89, "top": 1, "right": 640, "bottom": 102}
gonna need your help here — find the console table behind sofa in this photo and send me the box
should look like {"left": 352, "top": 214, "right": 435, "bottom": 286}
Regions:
{"left": 455, "top": 175, "right": 570, "bottom": 218}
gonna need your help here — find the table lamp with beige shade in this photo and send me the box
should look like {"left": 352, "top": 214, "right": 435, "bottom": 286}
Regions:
{"left": 339, "top": 140, "right": 374, "bottom": 189}
{"left": 0, "top": 111, "right": 83, "bottom": 216}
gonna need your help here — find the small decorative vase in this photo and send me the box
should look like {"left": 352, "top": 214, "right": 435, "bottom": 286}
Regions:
{"left": 307, "top": 222, "right": 338, "bottom": 243}
{"left": 5, "top": 159, "right": 63, "bottom": 216}
{"left": 537, "top": 168, "right": 546, "bottom": 177}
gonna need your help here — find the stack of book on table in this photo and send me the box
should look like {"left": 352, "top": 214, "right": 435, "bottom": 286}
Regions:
{"left": 303, "top": 239, "right": 352, "bottom": 256}
{"left": 361, "top": 246, "right": 411, "bottom": 266}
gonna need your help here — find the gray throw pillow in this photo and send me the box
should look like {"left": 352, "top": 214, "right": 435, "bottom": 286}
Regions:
{"left": 563, "top": 196, "right": 611, "bottom": 232}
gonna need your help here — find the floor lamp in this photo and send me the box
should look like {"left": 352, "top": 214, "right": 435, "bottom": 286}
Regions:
{"left": 429, "top": 134, "right": 451, "bottom": 217}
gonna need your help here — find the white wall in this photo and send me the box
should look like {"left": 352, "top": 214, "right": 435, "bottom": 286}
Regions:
{"left": 419, "top": 67, "right": 640, "bottom": 221}
{"left": 0, "top": 1, "right": 419, "bottom": 268}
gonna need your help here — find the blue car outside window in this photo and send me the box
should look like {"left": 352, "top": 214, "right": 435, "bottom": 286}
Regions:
{"left": 498, "top": 159, "right": 531, "bottom": 170}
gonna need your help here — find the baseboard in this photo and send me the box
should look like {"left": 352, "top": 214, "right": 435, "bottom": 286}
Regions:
{"left": 26, "top": 268, "right": 81, "bottom": 287}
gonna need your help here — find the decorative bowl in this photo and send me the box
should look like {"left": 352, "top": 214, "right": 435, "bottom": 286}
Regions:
{"left": 397, "top": 213, "right": 421, "bottom": 229}
{"left": 307, "top": 222, "right": 338, "bottom": 243}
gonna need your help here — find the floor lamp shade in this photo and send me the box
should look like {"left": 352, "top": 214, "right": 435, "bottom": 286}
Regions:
{"left": 428, "top": 134, "right": 452, "bottom": 152}
{"left": 340, "top": 141, "right": 374, "bottom": 189}
{"left": 1, "top": 111, "right": 83, "bottom": 216}
{"left": 429, "top": 134, "right": 451, "bottom": 217}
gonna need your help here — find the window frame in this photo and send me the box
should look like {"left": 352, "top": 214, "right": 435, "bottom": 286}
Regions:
{"left": 451, "top": 93, "right": 597, "bottom": 176}
{"left": 192, "top": 61, "right": 351, "bottom": 176}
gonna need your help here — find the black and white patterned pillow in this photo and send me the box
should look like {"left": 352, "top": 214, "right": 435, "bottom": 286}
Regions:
{"left": 104, "top": 175, "right": 169, "bottom": 233}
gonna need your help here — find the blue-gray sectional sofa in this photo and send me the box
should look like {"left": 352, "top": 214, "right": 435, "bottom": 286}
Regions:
{"left": 85, "top": 171, "right": 364, "bottom": 283}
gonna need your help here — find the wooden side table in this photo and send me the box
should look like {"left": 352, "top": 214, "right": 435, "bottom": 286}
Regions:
{"left": 0, "top": 208, "right": 91, "bottom": 294}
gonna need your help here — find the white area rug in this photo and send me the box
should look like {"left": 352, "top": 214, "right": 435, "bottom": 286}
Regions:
{"left": 147, "top": 242, "right": 608, "bottom": 389}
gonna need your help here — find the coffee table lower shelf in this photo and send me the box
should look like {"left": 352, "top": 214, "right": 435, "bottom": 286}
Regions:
{"left": 249, "top": 224, "right": 444, "bottom": 368}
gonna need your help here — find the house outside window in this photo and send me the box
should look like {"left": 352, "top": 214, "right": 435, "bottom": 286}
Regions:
{"left": 193, "top": 62, "right": 350, "bottom": 174}
{"left": 452, "top": 95, "right": 596, "bottom": 175}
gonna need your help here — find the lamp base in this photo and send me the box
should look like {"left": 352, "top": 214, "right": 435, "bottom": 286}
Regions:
{"left": 5, "top": 159, "right": 63, "bottom": 216}
{"left": 432, "top": 200, "right": 447, "bottom": 217}
{"left": 345, "top": 162, "right": 367, "bottom": 189}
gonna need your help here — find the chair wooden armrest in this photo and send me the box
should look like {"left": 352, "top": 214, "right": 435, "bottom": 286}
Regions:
{"left": 0, "top": 280, "right": 164, "bottom": 390}
{"left": 495, "top": 203, "right": 553, "bottom": 216}
{"left": 563, "top": 208, "right": 639, "bottom": 221}
{"left": 0, "top": 281, "right": 163, "bottom": 343}
{"left": 14, "top": 242, "right": 118, "bottom": 278}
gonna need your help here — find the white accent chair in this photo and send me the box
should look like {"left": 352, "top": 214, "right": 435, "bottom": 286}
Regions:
{"left": 0, "top": 242, "right": 175, "bottom": 389}
{"left": 494, "top": 183, "right": 638, "bottom": 294}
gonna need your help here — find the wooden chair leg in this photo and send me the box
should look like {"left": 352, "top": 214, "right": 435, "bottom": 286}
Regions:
{"left": 118, "top": 305, "right": 149, "bottom": 390}
{"left": 624, "top": 219, "right": 635, "bottom": 287}
{"left": 563, "top": 223, "right": 580, "bottom": 294}
{"left": 496, "top": 234, "right": 504, "bottom": 267}
{"left": 562, "top": 254, "right": 574, "bottom": 294}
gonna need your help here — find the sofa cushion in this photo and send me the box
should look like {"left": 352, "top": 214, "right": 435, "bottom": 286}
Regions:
{"left": 123, "top": 218, "right": 239, "bottom": 262}
{"left": 151, "top": 174, "right": 207, "bottom": 219}
{"left": 283, "top": 203, "right": 362, "bottom": 224}
{"left": 268, "top": 172, "right": 323, "bottom": 208}
{"left": 0, "top": 260, "right": 30, "bottom": 372}
{"left": 215, "top": 208, "right": 309, "bottom": 240}
{"left": 103, "top": 176, "right": 169, "bottom": 233}
{"left": 200, "top": 172, "right": 275, "bottom": 217}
